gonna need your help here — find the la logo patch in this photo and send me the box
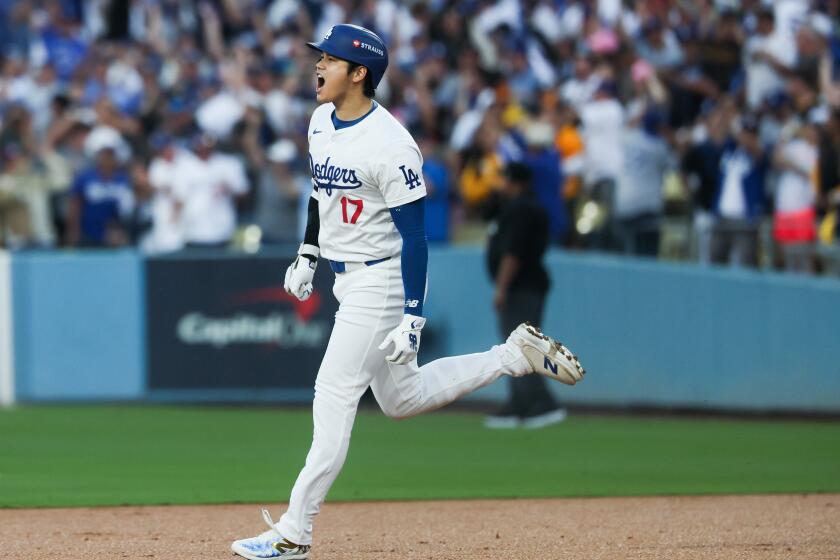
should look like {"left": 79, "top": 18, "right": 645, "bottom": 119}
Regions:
{"left": 399, "top": 165, "right": 421, "bottom": 190}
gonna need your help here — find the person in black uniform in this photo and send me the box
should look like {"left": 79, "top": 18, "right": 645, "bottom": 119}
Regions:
{"left": 485, "top": 162, "right": 566, "bottom": 428}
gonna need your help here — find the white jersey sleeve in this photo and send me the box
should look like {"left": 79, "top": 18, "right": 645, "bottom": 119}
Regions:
{"left": 375, "top": 143, "right": 427, "bottom": 208}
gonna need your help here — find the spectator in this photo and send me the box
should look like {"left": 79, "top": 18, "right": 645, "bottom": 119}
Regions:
{"left": 521, "top": 120, "right": 568, "bottom": 245}
{"left": 681, "top": 103, "right": 730, "bottom": 264}
{"left": 551, "top": 100, "right": 585, "bottom": 241}
{"left": 578, "top": 81, "right": 625, "bottom": 248}
{"left": 0, "top": 144, "right": 29, "bottom": 247}
{"left": 579, "top": 81, "right": 625, "bottom": 189}
{"left": 0, "top": 140, "right": 69, "bottom": 247}
{"left": 485, "top": 162, "right": 565, "bottom": 429}
{"left": 637, "top": 18, "right": 684, "bottom": 72}
{"left": 141, "top": 133, "right": 185, "bottom": 254}
{"left": 820, "top": 109, "right": 840, "bottom": 245}
{"left": 614, "top": 109, "right": 674, "bottom": 257}
{"left": 419, "top": 137, "right": 451, "bottom": 243}
{"left": 772, "top": 122, "right": 820, "bottom": 273}
{"left": 0, "top": 102, "right": 36, "bottom": 157}
{"left": 792, "top": 18, "right": 828, "bottom": 94}
{"left": 697, "top": 9, "right": 743, "bottom": 95}
{"left": 67, "top": 128, "right": 134, "bottom": 247}
{"left": 744, "top": 8, "right": 795, "bottom": 110}
{"left": 710, "top": 115, "right": 769, "bottom": 268}
{"left": 0, "top": 2, "right": 33, "bottom": 59}
{"left": 173, "top": 133, "right": 248, "bottom": 249}
{"left": 817, "top": 109, "right": 840, "bottom": 213}
{"left": 254, "top": 138, "right": 307, "bottom": 245}
{"left": 458, "top": 114, "right": 504, "bottom": 217}
{"left": 41, "top": 11, "right": 90, "bottom": 83}
{"left": 559, "top": 55, "right": 599, "bottom": 110}
{"left": 158, "top": 52, "right": 204, "bottom": 137}
{"left": 507, "top": 47, "right": 541, "bottom": 109}
{"left": 667, "top": 33, "right": 718, "bottom": 129}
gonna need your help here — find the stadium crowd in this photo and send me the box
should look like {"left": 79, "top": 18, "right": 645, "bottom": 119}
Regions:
{"left": 0, "top": 0, "right": 839, "bottom": 273}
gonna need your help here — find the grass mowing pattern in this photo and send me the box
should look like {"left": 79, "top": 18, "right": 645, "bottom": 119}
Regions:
{"left": 1, "top": 405, "right": 839, "bottom": 507}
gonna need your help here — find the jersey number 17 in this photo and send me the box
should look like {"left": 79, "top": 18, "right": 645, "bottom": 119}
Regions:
{"left": 340, "top": 196, "right": 363, "bottom": 224}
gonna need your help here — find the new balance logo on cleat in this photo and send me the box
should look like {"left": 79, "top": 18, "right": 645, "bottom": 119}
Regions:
{"left": 507, "top": 323, "right": 586, "bottom": 386}
{"left": 273, "top": 540, "right": 310, "bottom": 554}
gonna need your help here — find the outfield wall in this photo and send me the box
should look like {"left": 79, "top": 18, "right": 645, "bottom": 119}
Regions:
{"left": 10, "top": 251, "right": 145, "bottom": 401}
{"left": 427, "top": 249, "right": 840, "bottom": 413}
{"left": 4, "top": 248, "right": 839, "bottom": 412}
{"left": 0, "top": 251, "right": 14, "bottom": 406}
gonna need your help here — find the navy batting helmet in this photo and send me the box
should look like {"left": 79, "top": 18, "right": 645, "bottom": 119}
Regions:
{"left": 307, "top": 24, "right": 389, "bottom": 88}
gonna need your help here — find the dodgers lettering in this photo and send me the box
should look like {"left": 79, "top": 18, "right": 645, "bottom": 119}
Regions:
{"left": 309, "top": 154, "right": 363, "bottom": 195}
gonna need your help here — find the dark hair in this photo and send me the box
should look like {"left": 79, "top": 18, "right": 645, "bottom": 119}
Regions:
{"left": 504, "top": 162, "right": 532, "bottom": 188}
{"left": 347, "top": 62, "right": 376, "bottom": 98}
{"left": 757, "top": 8, "right": 775, "bottom": 23}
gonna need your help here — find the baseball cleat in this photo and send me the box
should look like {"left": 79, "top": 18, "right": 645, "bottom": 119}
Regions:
{"left": 507, "top": 323, "right": 585, "bottom": 385}
{"left": 484, "top": 404, "right": 522, "bottom": 429}
{"left": 521, "top": 407, "right": 568, "bottom": 429}
{"left": 231, "top": 509, "right": 311, "bottom": 560}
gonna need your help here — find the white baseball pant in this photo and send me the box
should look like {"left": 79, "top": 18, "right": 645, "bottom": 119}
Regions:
{"left": 275, "top": 257, "right": 529, "bottom": 544}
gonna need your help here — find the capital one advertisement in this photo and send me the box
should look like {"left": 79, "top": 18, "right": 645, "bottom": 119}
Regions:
{"left": 146, "top": 255, "right": 336, "bottom": 393}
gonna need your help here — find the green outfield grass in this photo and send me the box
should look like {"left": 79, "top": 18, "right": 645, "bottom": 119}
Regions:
{"left": 1, "top": 405, "right": 839, "bottom": 508}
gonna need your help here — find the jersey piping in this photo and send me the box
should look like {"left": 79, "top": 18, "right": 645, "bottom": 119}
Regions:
{"left": 331, "top": 101, "right": 379, "bottom": 130}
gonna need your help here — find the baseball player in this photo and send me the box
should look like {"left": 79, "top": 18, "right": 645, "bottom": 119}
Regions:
{"left": 231, "top": 24, "right": 585, "bottom": 560}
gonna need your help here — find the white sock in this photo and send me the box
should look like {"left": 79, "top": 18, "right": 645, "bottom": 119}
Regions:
{"left": 497, "top": 342, "right": 532, "bottom": 377}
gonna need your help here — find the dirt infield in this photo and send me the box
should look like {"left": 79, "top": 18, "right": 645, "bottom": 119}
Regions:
{"left": 1, "top": 494, "right": 838, "bottom": 559}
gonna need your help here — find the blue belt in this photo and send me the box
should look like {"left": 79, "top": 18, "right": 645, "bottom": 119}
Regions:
{"left": 328, "top": 256, "right": 391, "bottom": 274}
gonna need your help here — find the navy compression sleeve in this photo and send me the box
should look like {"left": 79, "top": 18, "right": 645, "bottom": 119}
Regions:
{"left": 389, "top": 198, "right": 428, "bottom": 316}
{"left": 303, "top": 197, "right": 320, "bottom": 248}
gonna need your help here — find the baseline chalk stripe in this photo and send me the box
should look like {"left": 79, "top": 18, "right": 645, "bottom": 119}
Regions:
{"left": 0, "top": 250, "right": 14, "bottom": 406}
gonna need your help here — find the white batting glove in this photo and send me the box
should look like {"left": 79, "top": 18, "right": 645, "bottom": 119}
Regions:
{"left": 284, "top": 244, "right": 319, "bottom": 301}
{"left": 379, "top": 314, "right": 426, "bottom": 365}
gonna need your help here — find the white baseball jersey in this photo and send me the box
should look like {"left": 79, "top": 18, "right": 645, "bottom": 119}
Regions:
{"left": 307, "top": 102, "right": 426, "bottom": 262}
{"left": 144, "top": 153, "right": 186, "bottom": 254}
{"left": 173, "top": 151, "right": 249, "bottom": 244}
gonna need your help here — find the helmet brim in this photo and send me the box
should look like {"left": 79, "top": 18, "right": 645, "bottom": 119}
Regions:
{"left": 307, "top": 42, "right": 353, "bottom": 64}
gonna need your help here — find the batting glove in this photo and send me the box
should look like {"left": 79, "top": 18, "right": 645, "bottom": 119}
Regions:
{"left": 284, "top": 244, "right": 319, "bottom": 301}
{"left": 379, "top": 314, "right": 426, "bottom": 365}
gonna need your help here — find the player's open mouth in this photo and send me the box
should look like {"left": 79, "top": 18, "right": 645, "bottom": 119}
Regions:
{"left": 316, "top": 74, "right": 325, "bottom": 93}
